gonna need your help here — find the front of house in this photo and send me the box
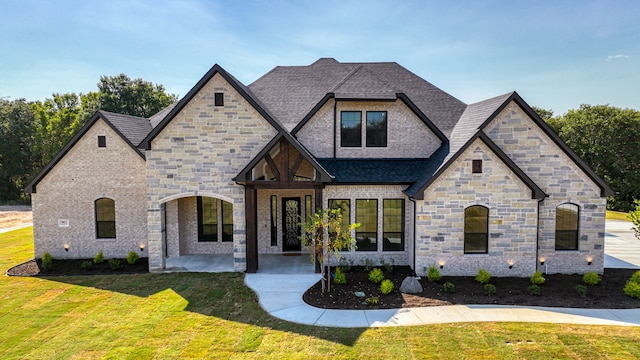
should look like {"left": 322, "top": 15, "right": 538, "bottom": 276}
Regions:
{"left": 25, "top": 58, "right": 613, "bottom": 277}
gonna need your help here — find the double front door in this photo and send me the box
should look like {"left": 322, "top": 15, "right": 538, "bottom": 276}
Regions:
{"left": 282, "top": 197, "right": 301, "bottom": 251}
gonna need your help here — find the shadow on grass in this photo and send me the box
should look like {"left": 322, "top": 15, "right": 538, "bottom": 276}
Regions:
{"left": 42, "top": 272, "right": 365, "bottom": 346}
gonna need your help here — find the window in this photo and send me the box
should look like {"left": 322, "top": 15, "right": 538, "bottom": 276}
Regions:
{"left": 221, "top": 200, "right": 233, "bottom": 242}
{"left": 95, "top": 198, "right": 116, "bottom": 238}
{"left": 98, "top": 136, "right": 106, "bottom": 148}
{"left": 464, "top": 205, "right": 488, "bottom": 254}
{"left": 329, "top": 199, "right": 351, "bottom": 250}
{"left": 270, "top": 195, "right": 277, "bottom": 246}
{"left": 383, "top": 199, "right": 404, "bottom": 251}
{"left": 356, "top": 199, "right": 378, "bottom": 251}
{"left": 556, "top": 203, "right": 579, "bottom": 250}
{"left": 214, "top": 92, "right": 224, "bottom": 106}
{"left": 472, "top": 159, "right": 482, "bottom": 174}
{"left": 341, "top": 111, "right": 362, "bottom": 147}
{"left": 198, "top": 197, "right": 217, "bottom": 242}
{"left": 366, "top": 111, "right": 387, "bottom": 147}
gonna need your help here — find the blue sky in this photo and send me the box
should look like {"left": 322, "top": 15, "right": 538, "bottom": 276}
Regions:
{"left": 1, "top": 0, "right": 638, "bottom": 115}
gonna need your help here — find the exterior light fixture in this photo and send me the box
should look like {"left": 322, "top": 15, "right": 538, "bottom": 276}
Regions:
{"left": 508, "top": 260, "right": 514, "bottom": 269}
{"left": 139, "top": 243, "right": 145, "bottom": 252}
{"left": 539, "top": 257, "right": 545, "bottom": 266}
{"left": 439, "top": 260, "right": 445, "bottom": 269}
{"left": 64, "top": 244, "right": 69, "bottom": 252}
{"left": 587, "top": 256, "right": 592, "bottom": 266}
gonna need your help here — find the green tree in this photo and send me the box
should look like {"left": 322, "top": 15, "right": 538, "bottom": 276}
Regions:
{"left": 630, "top": 200, "right": 640, "bottom": 239}
{"left": 548, "top": 105, "right": 640, "bottom": 211}
{"left": 300, "top": 208, "right": 359, "bottom": 293}
{"left": 98, "top": 74, "right": 178, "bottom": 118}
{"left": 0, "top": 99, "right": 36, "bottom": 202}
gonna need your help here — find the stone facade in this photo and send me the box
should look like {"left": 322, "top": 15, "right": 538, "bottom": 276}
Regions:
{"left": 145, "top": 73, "right": 278, "bottom": 272}
{"left": 296, "top": 99, "right": 442, "bottom": 159}
{"left": 32, "top": 118, "right": 147, "bottom": 259}
{"left": 484, "top": 102, "right": 606, "bottom": 274}
{"left": 415, "top": 139, "right": 539, "bottom": 277}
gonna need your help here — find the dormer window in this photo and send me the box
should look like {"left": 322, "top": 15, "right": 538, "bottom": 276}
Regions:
{"left": 340, "top": 110, "right": 388, "bottom": 148}
{"left": 340, "top": 111, "right": 362, "bottom": 147}
{"left": 366, "top": 111, "right": 387, "bottom": 147}
{"left": 214, "top": 92, "right": 224, "bottom": 106}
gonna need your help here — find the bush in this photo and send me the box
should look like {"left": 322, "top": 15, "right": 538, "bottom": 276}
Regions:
{"left": 80, "top": 261, "right": 94, "bottom": 271}
{"left": 475, "top": 268, "right": 491, "bottom": 285}
{"left": 624, "top": 270, "right": 640, "bottom": 299}
{"left": 108, "top": 258, "right": 122, "bottom": 270}
{"left": 484, "top": 283, "right": 496, "bottom": 296}
{"left": 427, "top": 265, "right": 441, "bottom": 282}
{"left": 365, "top": 296, "right": 380, "bottom": 305}
{"left": 339, "top": 257, "right": 353, "bottom": 272}
{"left": 334, "top": 267, "right": 347, "bottom": 285}
{"left": 41, "top": 252, "right": 53, "bottom": 271}
{"left": 527, "top": 284, "right": 541, "bottom": 296}
{"left": 363, "top": 258, "right": 374, "bottom": 272}
{"left": 380, "top": 279, "right": 394, "bottom": 295}
{"left": 368, "top": 268, "right": 384, "bottom": 284}
{"left": 380, "top": 258, "right": 394, "bottom": 273}
{"left": 583, "top": 272, "right": 601, "bottom": 286}
{"left": 93, "top": 251, "right": 105, "bottom": 264}
{"left": 443, "top": 282, "right": 455, "bottom": 293}
{"left": 575, "top": 284, "right": 587, "bottom": 297}
{"left": 530, "top": 271, "right": 546, "bottom": 285}
{"left": 126, "top": 251, "right": 140, "bottom": 265}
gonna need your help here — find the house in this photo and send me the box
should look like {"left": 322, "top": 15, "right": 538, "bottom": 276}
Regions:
{"left": 25, "top": 58, "right": 613, "bottom": 277}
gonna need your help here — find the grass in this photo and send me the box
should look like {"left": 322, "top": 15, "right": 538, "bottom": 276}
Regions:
{"left": 607, "top": 210, "right": 631, "bottom": 221}
{"left": 2, "top": 228, "right": 640, "bottom": 359}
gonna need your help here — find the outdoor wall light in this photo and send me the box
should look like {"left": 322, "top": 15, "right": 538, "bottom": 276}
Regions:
{"left": 587, "top": 256, "right": 593, "bottom": 266}
{"left": 539, "top": 257, "right": 545, "bottom": 266}
{"left": 64, "top": 244, "right": 69, "bottom": 252}
{"left": 139, "top": 243, "right": 145, "bottom": 252}
{"left": 508, "top": 260, "right": 514, "bottom": 269}
{"left": 439, "top": 260, "right": 445, "bottom": 269}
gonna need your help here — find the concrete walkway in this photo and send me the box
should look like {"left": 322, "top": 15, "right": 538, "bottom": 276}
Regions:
{"left": 244, "top": 220, "right": 640, "bottom": 328}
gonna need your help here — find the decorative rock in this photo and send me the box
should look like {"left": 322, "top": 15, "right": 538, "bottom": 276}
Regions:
{"left": 400, "top": 276, "right": 423, "bottom": 294}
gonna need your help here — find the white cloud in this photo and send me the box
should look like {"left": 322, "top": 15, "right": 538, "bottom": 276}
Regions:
{"left": 607, "top": 54, "right": 630, "bottom": 61}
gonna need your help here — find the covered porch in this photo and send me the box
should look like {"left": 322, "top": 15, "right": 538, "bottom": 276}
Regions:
{"left": 165, "top": 253, "right": 314, "bottom": 274}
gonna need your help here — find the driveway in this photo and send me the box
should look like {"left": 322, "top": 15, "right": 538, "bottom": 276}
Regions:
{"left": 605, "top": 220, "right": 640, "bottom": 269}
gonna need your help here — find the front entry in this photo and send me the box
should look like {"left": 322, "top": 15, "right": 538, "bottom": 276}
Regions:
{"left": 282, "top": 197, "right": 301, "bottom": 251}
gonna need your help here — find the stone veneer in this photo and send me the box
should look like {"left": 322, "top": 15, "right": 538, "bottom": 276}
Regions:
{"left": 415, "top": 140, "right": 539, "bottom": 277}
{"left": 484, "top": 102, "right": 606, "bottom": 274}
{"left": 322, "top": 185, "right": 413, "bottom": 267}
{"left": 296, "top": 100, "right": 441, "bottom": 159}
{"left": 32, "top": 118, "right": 148, "bottom": 259}
{"left": 146, "top": 73, "right": 278, "bottom": 272}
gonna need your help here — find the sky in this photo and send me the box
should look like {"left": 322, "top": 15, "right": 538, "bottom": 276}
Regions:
{"left": 1, "top": 0, "right": 638, "bottom": 115}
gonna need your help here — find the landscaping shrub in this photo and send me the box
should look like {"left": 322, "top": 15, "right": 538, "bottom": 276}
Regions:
{"left": 484, "top": 283, "right": 496, "bottom": 296}
{"left": 624, "top": 270, "right": 640, "bottom": 299}
{"left": 365, "top": 296, "right": 380, "bottom": 305}
{"left": 334, "top": 267, "right": 347, "bottom": 285}
{"left": 583, "top": 271, "right": 601, "bottom": 286}
{"left": 427, "top": 265, "right": 441, "bottom": 282}
{"left": 380, "top": 258, "right": 394, "bottom": 273}
{"left": 363, "top": 258, "right": 374, "bottom": 272}
{"left": 339, "top": 257, "right": 353, "bottom": 272}
{"left": 527, "top": 284, "right": 541, "bottom": 296}
{"left": 41, "top": 252, "right": 53, "bottom": 271}
{"left": 108, "top": 258, "right": 122, "bottom": 270}
{"left": 126, "top": 251, "right": 140, "bottom": 265}
{"left": 443, "top": 282, "right": 455, "bottom": 293}
{"left": 80, "top": 261, "right": 94, "bottom": 271}
{"left": 475, "top": 268, "right": 491, "bottom": 285}
{"left": 575, "top": 284, "right": 587, "bottom": 297}
{"left": 93, "top": 251, "right": 105, "bottom": 264}
{"left": 368, "top": 268, "right": 384, "bottom": 284}
{"left": 380, "top": 279, "right": 394, "bottom": 295}
{"left": 530, "top": 271, "right": 546, "bottom": 285}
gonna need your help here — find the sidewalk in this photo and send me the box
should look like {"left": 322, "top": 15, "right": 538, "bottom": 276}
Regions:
{"left": 244, "top": 273, "right": 640, "bottom": 328}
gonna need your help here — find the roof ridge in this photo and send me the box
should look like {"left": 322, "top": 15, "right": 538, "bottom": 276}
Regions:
{"left": 329, "top": 65, "right": 363, "bottom": 92}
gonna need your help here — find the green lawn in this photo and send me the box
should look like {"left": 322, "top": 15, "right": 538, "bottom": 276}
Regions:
{"left": 607, "top": 210, "right": 631, "bottom": 222}
{"left": 2, "top": 228, "right": 640, "bottom": 359}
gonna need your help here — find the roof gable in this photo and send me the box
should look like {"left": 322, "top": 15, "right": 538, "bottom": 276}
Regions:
{"left": 24, "top": 111, "right": 148, "bottom": 193}
{"left": 139, "top": 64, "right": 284, "bottom": 150}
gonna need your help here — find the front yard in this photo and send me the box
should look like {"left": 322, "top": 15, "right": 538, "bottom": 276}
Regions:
{"left": 2, "top": 227, "right": 640, "bottom": 359}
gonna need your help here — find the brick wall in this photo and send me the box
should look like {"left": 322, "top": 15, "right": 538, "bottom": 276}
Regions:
{"left": 32, "top": 119, "right": 148, "bottom": 259}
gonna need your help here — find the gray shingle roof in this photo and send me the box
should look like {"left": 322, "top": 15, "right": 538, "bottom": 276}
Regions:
{"left": 99, "top": 111, "right": 152, "bottom": 147}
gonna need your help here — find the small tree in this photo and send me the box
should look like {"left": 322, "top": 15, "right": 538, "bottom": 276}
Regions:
{"left": 300, "top": 208, "right": 359, "bottom": 293}
{"left": 630, "top": 200, "right": 640, "bottom": 239}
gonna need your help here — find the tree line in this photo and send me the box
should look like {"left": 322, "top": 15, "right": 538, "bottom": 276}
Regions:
{"left": 1, "top": 77, "right": 638, "bottom": 211}
{"left": 0, "top": 74, "right": 177, "bottom": 202}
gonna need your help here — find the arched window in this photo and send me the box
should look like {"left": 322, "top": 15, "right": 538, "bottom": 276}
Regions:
{"left": 464, "top": 205, "right": 488, "bottom": 254}
{"left": 556, "top": 203, "right": 579, "bottom": 250}
{"left": 95, "top": 198, "right": 116, "bottom": 238}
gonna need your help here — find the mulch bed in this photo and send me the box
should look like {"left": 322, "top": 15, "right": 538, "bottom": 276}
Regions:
{"left": 303, "top": 266, "right": 640, "bottom": 309}
{"left": 6, "top": 258, "right": 149, "bottom": 276}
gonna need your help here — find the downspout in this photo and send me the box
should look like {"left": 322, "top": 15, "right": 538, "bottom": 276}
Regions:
{"left": 536, "top": 195, "right": 548, "bottom": 274}
{"left": 333, "top": 99, "right": 337, "bottom": 159}
{"left": 409, "top": 196, "right": 417, "bottom": 273}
